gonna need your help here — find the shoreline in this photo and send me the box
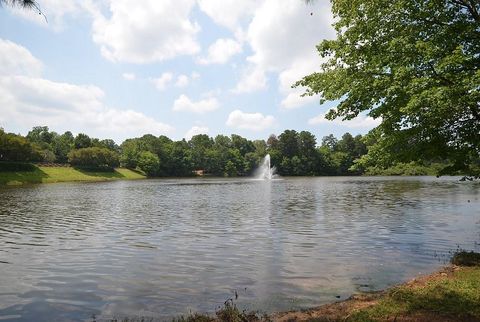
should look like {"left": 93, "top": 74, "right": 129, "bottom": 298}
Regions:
{"left": 271, "top": 265, "right": 479, "bottom": 322}
{"left": 167, "top": 253, "right": 480, "bottom": 322}
{"left": 1, "top": 166, "right": 465, "bottom": 187}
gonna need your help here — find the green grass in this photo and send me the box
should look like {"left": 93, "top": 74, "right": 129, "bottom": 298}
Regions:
{"left": 346, "top": 266, "right": 480, "bottom": 321}
{"left": 0, "top": 165, "right": 145, "bottom": 185}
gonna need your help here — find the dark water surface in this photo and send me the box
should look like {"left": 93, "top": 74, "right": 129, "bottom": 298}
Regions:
{"left": 0, "top": 177, "right": 479, "bottom": 321}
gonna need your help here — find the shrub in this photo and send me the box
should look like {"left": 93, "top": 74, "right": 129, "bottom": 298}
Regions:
{"left": 68, "top": 147, "right": 119, "bottom": 170}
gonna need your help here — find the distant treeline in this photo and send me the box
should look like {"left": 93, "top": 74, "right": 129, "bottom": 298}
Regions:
{"left": 0, "top": 126, "right": 447, "bottom": 177}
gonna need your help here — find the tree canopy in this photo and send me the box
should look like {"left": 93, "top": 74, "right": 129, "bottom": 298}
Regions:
{"left": 1, "top": 126, "right": 389, "bottom": 177}
{"left": 297, "top": 0, "right": 480, "bottom": 177}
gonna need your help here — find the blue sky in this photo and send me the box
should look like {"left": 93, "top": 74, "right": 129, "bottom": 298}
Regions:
{"left": 0, "top": 0, "right": 379, "bottom": 144}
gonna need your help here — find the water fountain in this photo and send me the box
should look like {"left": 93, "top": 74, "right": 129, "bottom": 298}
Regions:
{"left": 256, "top": 154, "right": 276, "bottom": 180}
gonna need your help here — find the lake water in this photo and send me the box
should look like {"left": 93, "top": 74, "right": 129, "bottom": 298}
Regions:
{"left": 0, "top": 177, "right": 479, "bottom": 321}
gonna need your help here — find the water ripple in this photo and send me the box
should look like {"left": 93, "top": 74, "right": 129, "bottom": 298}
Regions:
{"left": 0, "top": 177, "right": 478, "bottom": 321}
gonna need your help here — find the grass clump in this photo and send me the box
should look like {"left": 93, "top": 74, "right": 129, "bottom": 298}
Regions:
{"left": 175, "top": 300, "right": 270, "bottom": 322}
{"left": 451, "top": 251, "right": 480, "bottom": 267}
{"left": 346, "top": 264, "right": 480, "bottom": 321}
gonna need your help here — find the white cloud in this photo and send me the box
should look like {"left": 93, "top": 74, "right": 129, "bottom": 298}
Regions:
{"left": 226, "top": 109, "right": 275, "bottom": 131}
{"left": 308, "top": 113, "right": 381, "bottom": 129}
{"left": 198, "top": 38, "right": 242, "bottom": 65}
{"left": 232, "top": 65, "right": 267, "bottom": 94}
{"left": 122, "top": 72, "right": 136, "bottom": 80}
{"left": 0, "top": 39, "right": 43, "bottom": 77}
{"left": 173, "top": 94, "right": 219, "bottom": 114}
{"left": 184, "top": 125, "right": 209, "bottom": 140}
{"left": 278, "top": 59, "right": 319, "bottom": 109}
{"left": 0, "top": 76, "right": 174, "bottom": 142}
{"left": 247, "top": 0, "right": 333, "bottom": 71}
{"left": 191, "top": 71, "right": 200, "bottom": 80}
{"left": 150, "top": 72, "right": 173, "bottom": 91}
{"left": 197, "top": 0, "right": 257, "bottom": 30}
{"left": 241, "top": 0, "right": 334, "bottom": 107}
{"left": 88, "top": 0, "right": 200, "bottom": 63}
{"left": 175, "top": 74, "right": 190, "bottom": 87}
{"left": 0, "top": 39, "right": 173, "bottom": 143}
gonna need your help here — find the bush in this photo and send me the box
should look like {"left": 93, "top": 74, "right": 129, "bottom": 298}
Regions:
{"left": 137, "top": 151, "right": 160, "bottom": 176}
{"left": 68, "top": 147, "right": 119, "bottom": 170}
{"left": 0, "top": 129, "right": 42, "bottom": 162}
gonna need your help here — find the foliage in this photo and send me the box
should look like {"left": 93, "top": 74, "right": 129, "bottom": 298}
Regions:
{"left": 0, "top": 0, "right": 37, "bottom": 9}
{"left": 297, "top": 0, "right": 480, "bottom": 177}
{"left": 137, "top": 151, "right": 160, "bottom": 177}
{"left": 0, "top": 0, "right": 47, "bottom": 22}
{"left": 0, "top": 128, "right": 42, "bottom": 162}
{"left": 361, "top": 161, "right": 445, "bottom": 176}
{"left": 74, "top": 133, "right": 92, "bottom": 149}
{"left": 6, "top": 125, "right": 477, "bottom": 178}
{"left": 68, "top": 147, "right": 120, "bottom": 170}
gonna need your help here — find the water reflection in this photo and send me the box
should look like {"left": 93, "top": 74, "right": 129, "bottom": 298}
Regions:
{"left": 0, "top": 177, "right": 478, "bottom": 321}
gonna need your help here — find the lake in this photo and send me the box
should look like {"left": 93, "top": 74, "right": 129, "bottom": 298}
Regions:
{"left": 0, "top": 177, "right": 479, "bottom": 321}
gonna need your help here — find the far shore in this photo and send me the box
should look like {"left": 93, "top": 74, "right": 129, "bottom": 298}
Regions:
{"left": 0, "top": 164, "right": 467, "bottom": 187}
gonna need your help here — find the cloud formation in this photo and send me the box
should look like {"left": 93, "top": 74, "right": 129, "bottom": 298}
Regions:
{"left": 226, "top": 110, "right": 275, "bottom": 131}
{"left": 232, "top": 66, "right": 267, "bottom": 94}
{"left": 184, "top": 125, "right": 209, "bottom": 140}
{"left": 173, "top": 94, "right": 220, "bottom": 114}
{"left": 88, "top": 0, "right": 200, "bottom": 63}
{"left": 198, "top": 38, "right": 242, "bottom": 65}
{"left": 0, "top": 39, "right": 173, "bottom": 142}
{"left": 0, "top": 39, "right": 43, "bottom": 77}
{"left": 197, "top": 0, "right": 257, "bottom": 30}
{"left": 150, "top": 73, "right": 174, "bottom": 91}
{"left": 122, "top": 73, "right": 136, "bottom": 80}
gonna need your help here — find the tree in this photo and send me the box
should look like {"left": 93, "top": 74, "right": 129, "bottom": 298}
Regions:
{"left": 321, "top": 134, "right": 337, "bottom": 151}
{"left": 120, "top": 139, "right": 141, "bottom": 169}
{"left": 74, "top": 133, "right": 92, "bottom": 149}
{"left": 50, "top": 132, "right": 73, "bottom": 163}
{"left": 137, "top": 151, "right": 160, "bottom": 177}
{"left": 189, "top": 134, "right": 214, "bottom": 170}
{"left": 278, "top": 130, "right": 299, "bottom": 158}
{"left": 297, "top": 0, "right": 480, "bottom": 177}
{"left": 26, "top": 126, "right": 54, "bottom": 146}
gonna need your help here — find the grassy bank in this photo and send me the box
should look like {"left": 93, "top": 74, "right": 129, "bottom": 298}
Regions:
{"left": 274, "top": 251, "right": 480, "bottom": 322}
{"left": 0, "top": 165, "right": 145, "bottom": 185}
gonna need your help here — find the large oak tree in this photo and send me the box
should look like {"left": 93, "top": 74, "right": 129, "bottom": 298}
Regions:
{"left": 298, "top": 0, "right": 479, "bottom": 176}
